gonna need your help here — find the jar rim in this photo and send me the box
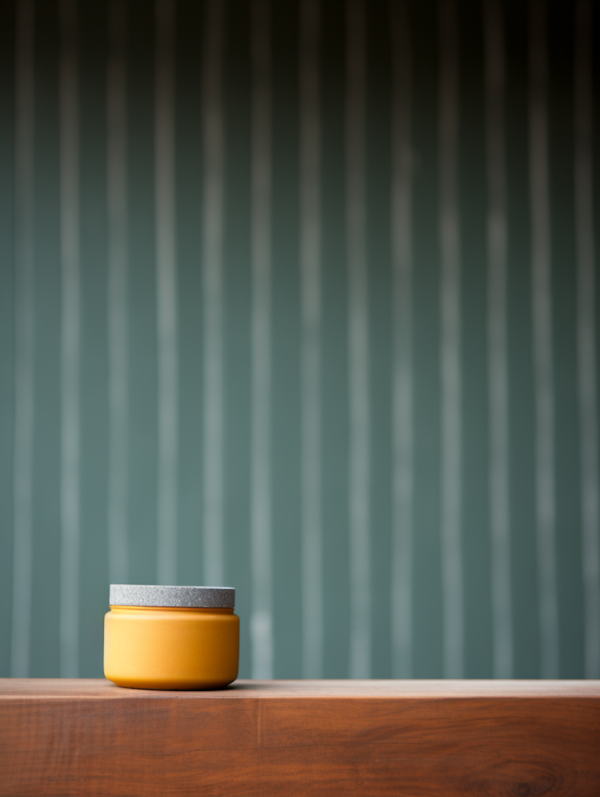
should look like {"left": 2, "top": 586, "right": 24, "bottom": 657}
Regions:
{"left": 109, "top": 584, "right": 235, "bottom": 609}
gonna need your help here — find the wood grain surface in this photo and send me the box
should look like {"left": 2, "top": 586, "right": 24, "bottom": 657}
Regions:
{"left": 1, "top": 679, "right": 599, "bottom": 796}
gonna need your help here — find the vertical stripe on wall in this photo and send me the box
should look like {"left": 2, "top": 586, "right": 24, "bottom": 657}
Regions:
{"left": 438, "top": 0, "right": 463, "bottom": 678}
{"left": 529, "top": 0, "right": 558, "bottom": 679}
{"left": 107, "top": 0, "right": 128, "bottom": 586}
{"left": 155, "top": 0, "right": 178, "bottom": 586}
{"left": 574, "top": 0, "right": 600, "bottom": 679}
{"left": 59, "top": 0, "right": 80, "bottom": 677}
{"left": 390, "top": 0, "right": 413, "bottom": 679}
{"left": 484, "top": 0, "right": 512, "bottom": 679}
{"left": 11, "top": 0, "right": 35, "bottom": 678}
{"left": 250, "top": 0, "right": 274, "bottom": 680}
{"left": 202, "top": 0, "right": 226, "bottom": 588}
{"left": 300, "top": 0, "right": 323, "bottom": 679}
{"left": 346, "top": 0, "right": 370, "bottom": 679}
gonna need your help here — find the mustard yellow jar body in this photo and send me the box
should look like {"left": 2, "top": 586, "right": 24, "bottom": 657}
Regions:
{"left": 104, "top": 585, "right": 239, "bottom": 690}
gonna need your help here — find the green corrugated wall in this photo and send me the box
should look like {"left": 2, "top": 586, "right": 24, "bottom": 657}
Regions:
{"left": 1, "top": 0, "right": 599, "bottom": 680}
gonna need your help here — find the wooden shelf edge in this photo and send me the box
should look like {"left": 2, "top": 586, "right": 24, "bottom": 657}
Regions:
{"left": 2, "top": 677, "right": 600, "bottom": 700}
{"left": 2, "top": 679, "right": 599, "bottom": 796}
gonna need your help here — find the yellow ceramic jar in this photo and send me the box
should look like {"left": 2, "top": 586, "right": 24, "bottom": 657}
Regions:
{"left": 104, "top": 585, "right": 239, "bottom": 690}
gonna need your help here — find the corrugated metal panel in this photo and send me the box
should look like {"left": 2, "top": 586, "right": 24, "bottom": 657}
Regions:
{"left": 1, "top": 0, "right": 598, "bottom": 679}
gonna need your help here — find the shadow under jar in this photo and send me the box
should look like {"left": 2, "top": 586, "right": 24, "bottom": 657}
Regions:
{"left": 104, "top": 585, "right": 239, "bottom": 690}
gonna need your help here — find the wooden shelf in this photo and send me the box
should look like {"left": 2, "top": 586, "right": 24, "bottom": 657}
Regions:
{"left": 1, "top": 679, "right": 599, "bottom": 796}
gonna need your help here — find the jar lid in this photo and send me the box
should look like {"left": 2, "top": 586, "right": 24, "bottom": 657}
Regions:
{"left": 109, "top": 584, "right": 235, "bottom": 609}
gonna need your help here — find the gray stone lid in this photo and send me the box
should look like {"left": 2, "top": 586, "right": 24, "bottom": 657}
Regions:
{"left": 109, "top": 584, "right": 235, "bottom": 609}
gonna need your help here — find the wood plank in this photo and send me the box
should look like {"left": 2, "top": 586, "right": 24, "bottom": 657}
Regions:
{"left": 1, "top": 680, "right": 599, "bottom": 796}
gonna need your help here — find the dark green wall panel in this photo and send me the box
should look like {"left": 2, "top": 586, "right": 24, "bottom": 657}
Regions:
{"left": 2, "top": 0, "right": 600, "bottom": 680}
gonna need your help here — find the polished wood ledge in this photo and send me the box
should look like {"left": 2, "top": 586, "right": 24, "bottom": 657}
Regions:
{"left": 1, "top": 679, "right": 599, "bottom": 796}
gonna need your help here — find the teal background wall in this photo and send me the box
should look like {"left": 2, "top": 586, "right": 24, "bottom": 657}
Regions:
{"left": 1, "top": 0, "right": 600, "bottom": 680}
